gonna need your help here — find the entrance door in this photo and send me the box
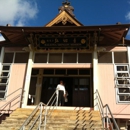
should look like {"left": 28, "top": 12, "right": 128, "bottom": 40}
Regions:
{"left": 40, "top": 77, "right": 91, "bottom": 107}
{"left": 28, "top": 68, "right": 92, "bottom": 107}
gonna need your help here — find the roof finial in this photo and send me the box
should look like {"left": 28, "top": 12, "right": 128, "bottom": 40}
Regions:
{"left": 59, "top": 0, "right": 75, "bottom": 17}
{"left": 62, "top": 0, "right": 70, "bottom": 6}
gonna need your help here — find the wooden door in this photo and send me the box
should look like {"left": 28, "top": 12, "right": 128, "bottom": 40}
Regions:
{"left": 40, "top": 77, "right": 59, "bottom": 104}
{"left": 72, "top": 77, "right": 90, "bottom": 107}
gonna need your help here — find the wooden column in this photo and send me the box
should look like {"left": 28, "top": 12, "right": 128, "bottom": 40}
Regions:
{"left": 35, "top": 69, "right": 43, "bottom": 105}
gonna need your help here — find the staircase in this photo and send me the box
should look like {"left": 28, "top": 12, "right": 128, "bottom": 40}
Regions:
{"left": 45, "top": 108, "right": 103, "bottom": 130}
{"left": 0, "top": 107, "right": 104, "bottom": 130}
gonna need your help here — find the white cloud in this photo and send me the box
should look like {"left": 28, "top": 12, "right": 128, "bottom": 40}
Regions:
{"left": 126, "top": 12, "right": 130, "bottom": 20}
{"left": 0, "top": 34, "right": 5, "bottom": 41}
{"left": 126, "top": 30, "right": 130, "bottom": 39}
{"left": 0, "top": 0, "right": 38, "bottom": 26}
{"left": 126, "top": 1, "right": 130, "bottom": 20}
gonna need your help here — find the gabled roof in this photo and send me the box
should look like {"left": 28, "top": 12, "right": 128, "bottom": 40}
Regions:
{"left": 45, "top": 10, "right": 83, "bottom": 27}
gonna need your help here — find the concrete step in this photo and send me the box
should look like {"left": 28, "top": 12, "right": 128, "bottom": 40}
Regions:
{"left": 44, "top": 128, "right": 104, "bottom": 130}
{"left": 90, "top": 116, "right": 102, "bottom": 120}
{"left": 49, "top": 112, "right": 90, "bottom": 116}
{"left": 0, "top": 126, "right": 20, "bottom": 130}
{"left": 46, "top": 120, "right": 91, "bottom": 124}
{"left": 0, "top": 107, "right": 104, "bottom": 130}
{"left": 0, "top": 126, "right": 104, "bottom": 130}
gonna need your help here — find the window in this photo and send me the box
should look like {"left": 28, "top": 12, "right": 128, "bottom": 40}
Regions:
{"left": 14, "top": 52, "right": 29, "bottom": 63}
{"left": 118, "top": 88, "right": 130, "bottom": 102}
{"left": 34, "top": 52, "right": 92, "bottom": 64}
{"left": 31, "top": 69, "right": 39, "bottom": 76}
{"left": 98, "top": 52, "right": 112, "bottom": 63}
{"left": 64, "top": 53, "right": 77, "bottom": 63}
{"left": 49, "top": 53, "right": 62, "bottom": 63}
{"left": 115, "top": 64, "right": 130, "bottom": 103}
{"left": 67, "top": 69, "right": 78, "bottom": 75}
{"left": 42, "top": 69, "right": 91, "bottom": 76}
{"left": 73, "top": 78, "right": 90, "bottom": 91}
{"left": 114, "top": 52, "right": 128, "bottom": 63}
{"left": 3, "top": 53, "right": 14, "bottom": 63}
{"left": 34, "top": 53, "right": 47, "bottom": 63}
{"left": 78, "top": 53, "right": 92, "bottom": 63}
{"left": 79, "top": 78, "right": 89, "bottom": 90}
{"left": 79, "top": 69, "right": 90, "bottom": 75}
{"left": 42, "top": 77, "right": 58, "bottom": 89}
{"left": 55, "top": 69, "right": 66, "bottom": 75}
{"left": 0, "top": 64, "right": 10, "bottom": 100}
{"left": 43, "top": 69, "right": 54, "bottom": 74}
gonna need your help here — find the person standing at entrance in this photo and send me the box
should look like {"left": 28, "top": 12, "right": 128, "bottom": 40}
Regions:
{"left": 56, "top": 80, "right": 65, "bottom": 106}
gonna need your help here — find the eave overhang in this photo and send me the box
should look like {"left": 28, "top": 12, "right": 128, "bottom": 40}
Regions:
{"left": 0, "top": 24, "right": 130, "bottom": 47}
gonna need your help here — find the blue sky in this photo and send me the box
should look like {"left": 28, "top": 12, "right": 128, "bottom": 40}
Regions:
{"left": 35, "top": 0, "right": 130, "bottom": 26}
{"left": 0, "top": 0, "right": 130, "bottom": 40}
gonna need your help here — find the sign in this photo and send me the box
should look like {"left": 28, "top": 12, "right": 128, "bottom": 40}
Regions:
{"left": 36, "top": 36, "right": 89, "bottom": 49}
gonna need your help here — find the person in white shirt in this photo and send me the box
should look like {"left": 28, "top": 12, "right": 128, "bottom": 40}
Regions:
{"left": 56, "top": 80, "right": 66, "bottom": 106}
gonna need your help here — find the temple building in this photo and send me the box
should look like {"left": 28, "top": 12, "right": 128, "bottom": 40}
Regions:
{"left": 0, "top": 1, "right": 130, "bottom": 129}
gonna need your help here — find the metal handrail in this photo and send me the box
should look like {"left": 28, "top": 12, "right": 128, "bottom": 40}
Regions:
{"left": 95, "top": 89, "right": 119, "bottom": 130}
{"left": 19, "top": 102, "right": 46, "bottom": 130}
{"left": 19, "top": 89, "right": 58, "bottom": 130}
{"left": 43, "top": 90, "right": 57, "bottom": 130}
{"left": 0, "top": 88, "right": 24, "bottom": 117}
{"left": 0, "top": 88, "right": 23, "bottom": 101}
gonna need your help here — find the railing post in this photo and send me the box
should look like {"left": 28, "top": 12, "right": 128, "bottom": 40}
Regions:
{"left": 20, "top": 89, "right": 24, "bottom": 108}
{"left": 39, "top": 103, "right": 43, "bottom": 130}
{"left": 8, "top": 102, "right": 11, "bottom": 114}
{"left": 44, "top": 105, "right": 47, "bottom": 130}
{"left": 106, "top": 106, "right": 108, "bottom": 129}
{"left": 103, "top": 107, "right": 105, "bottom": 129}
{"left": 56, "top": 90, "right": 58, "bottom": 106}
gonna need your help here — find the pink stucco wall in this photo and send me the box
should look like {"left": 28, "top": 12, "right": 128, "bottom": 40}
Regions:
{"left": 0, "top": 64, "right": 27, "bottom": 112}
{"left": 98, "top": 64, "right": 130, "bottom": 119}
